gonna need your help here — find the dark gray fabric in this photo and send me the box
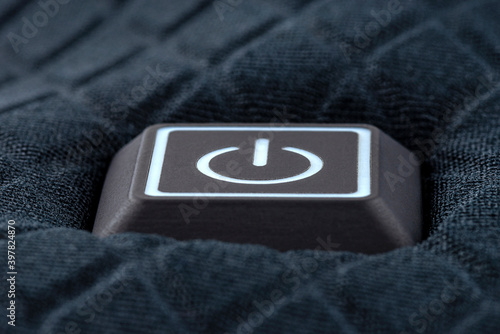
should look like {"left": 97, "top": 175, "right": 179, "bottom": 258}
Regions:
{"left": 0, "top": 0, "right": 499, "bottom": 333}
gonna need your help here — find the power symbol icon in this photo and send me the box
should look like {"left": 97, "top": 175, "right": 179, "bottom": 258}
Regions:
{"left": 196, "top": 138, "right": 324, "bottom": 185}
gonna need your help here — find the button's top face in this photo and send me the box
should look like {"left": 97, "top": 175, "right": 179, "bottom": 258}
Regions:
{"left": 140, "top": 125, "right": 372, "bottom": 198}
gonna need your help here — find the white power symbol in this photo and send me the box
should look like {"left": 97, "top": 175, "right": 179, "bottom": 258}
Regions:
{"left": 196, "top": 139, "right": 324, "bottom": 185}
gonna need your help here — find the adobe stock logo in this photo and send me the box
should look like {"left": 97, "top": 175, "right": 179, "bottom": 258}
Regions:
{"left": 339, "top": 0, "right": 406, "bottom": 63}
{"left": 7, "top": 0, "right": 72, "bottom": 54}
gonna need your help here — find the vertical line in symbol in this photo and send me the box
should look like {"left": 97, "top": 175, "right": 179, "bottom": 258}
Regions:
{"left": 253, "top": 138, "right": 270, "bottom": 167}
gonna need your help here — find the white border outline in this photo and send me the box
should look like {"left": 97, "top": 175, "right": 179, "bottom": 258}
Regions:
{"left": 144, "top": 126, "right": 371, "bottom": 198}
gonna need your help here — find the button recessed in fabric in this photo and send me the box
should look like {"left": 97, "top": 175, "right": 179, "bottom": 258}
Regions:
{"left": 92, "top": 124, "right": 422, "bottom": 253}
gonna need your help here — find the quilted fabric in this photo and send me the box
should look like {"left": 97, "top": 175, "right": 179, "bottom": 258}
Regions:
{"left": 0, "top": 0, "right": 499, "bottom": 332}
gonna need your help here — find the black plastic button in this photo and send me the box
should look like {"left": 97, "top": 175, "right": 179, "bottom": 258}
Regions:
{"left": 93, "top": 124, "right": 422, "bottom": 254}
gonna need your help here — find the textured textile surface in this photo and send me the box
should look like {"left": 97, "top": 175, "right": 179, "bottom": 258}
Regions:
{"left": 0, "top": 0, "right": 499, "bottom": 333}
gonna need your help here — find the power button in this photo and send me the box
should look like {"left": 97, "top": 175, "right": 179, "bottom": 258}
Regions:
{"left": 93, "top": 124, "right": 422, "bottom": 254}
